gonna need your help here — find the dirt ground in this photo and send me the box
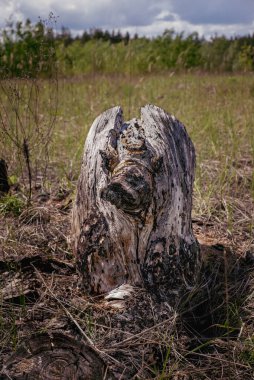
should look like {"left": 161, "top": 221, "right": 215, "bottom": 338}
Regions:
{"left": 0, "top": 179, "right": 253, "bottom": 379}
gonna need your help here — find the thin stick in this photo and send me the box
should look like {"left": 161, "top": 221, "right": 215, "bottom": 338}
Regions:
{"left": 33, "top": 266, "right": 95, "bottom": 345}
{"left": 106, "top": 313, "right": 177, "bottom": 350}
{"left": 185, "top": 350, "right": 251, "bottom": 370}
{"left": 33, "top": 266, "right": 124, "bottom": 368}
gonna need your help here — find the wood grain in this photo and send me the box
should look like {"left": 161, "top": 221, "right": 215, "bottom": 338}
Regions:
{"left": 72, "top": 105, "right": 200, "bottom": 302}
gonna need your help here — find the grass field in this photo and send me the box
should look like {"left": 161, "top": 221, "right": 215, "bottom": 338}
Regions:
{"left": 0, "top": 73, "right": 254, "bottom": 379}
{"left": 54, "top": 73, "right": 254, "bottom": 253}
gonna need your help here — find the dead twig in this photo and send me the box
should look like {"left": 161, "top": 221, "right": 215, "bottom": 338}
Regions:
{"left": 32, "top": 266, "right": 125, "bottom": 369}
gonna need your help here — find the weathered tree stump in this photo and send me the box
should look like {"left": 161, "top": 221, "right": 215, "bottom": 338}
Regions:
{"left": 0, "top": 159, "right": 10, "bottom": 194}
{"left": 2, "top": 332, "right": 110, "bottom": 380}
{"left": 72, "top": 105, "right": 200, "bottom": 301}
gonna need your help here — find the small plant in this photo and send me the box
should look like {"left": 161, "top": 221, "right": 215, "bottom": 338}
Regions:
{"left": 0, "top": 193, "right": 25, "bottom": 216}
{"left": 241, "top": 337, "right": 254, "bottom": 367}
{"left": 0, "top": 14, "right": 58, "bottom": 204}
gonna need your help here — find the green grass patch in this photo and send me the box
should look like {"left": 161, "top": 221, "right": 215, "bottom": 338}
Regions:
{"left": 0, "top": 73, "right": 253, "bottom": 243}
{"left": 0, "top": 194, "right": 25, "bottom": 216}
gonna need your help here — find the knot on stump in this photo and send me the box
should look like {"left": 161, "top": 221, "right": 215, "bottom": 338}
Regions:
{"left": 101, "top": 161, "right": 152, "bottom": 215}
{"left": 72, "top": 105, "right": 200, "bottom": 302}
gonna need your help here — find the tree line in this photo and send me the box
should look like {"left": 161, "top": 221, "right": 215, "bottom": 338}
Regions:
{"left": 0, "top": 19, "right": 254, "bottom": 77}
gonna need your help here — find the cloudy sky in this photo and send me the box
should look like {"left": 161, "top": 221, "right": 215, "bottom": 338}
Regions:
{"left": 0, "top": 0, "right": 254, "bottom": 38}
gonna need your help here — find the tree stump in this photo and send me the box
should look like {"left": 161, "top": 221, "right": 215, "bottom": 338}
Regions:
{"left": 72, "top": 105, "right": 200, "bottom": 302}
{"left": 2, "top": 332, "right": 110, "bottom": 380}
{"left": 0, "top": 159, "right": 10, "bottom": 194}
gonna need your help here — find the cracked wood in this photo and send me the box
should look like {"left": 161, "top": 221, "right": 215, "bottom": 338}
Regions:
{"left": 72, "top": 105, "right": 200, "bottom": 302}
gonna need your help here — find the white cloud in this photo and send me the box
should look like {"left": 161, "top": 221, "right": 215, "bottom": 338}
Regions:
{"left": 0, "top": 0, "right": 253, "bottom": 38}
{"left": 170, "top": 0, "right": 254, "bottom": 25}
{"left": 0, "top": 0, "right": 23, "bottom": 24}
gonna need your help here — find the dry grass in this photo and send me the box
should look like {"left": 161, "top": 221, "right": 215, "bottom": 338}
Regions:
{"left": 0, "top": 73, "right": 253, "bottom": 379}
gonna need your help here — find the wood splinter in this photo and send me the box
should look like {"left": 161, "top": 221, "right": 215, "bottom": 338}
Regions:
{"left": 72, "top": 104, "right": 200, "bottom": 303}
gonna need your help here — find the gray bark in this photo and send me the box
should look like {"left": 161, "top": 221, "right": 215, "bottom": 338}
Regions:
{"left": 72, "top": 105, "right": 200, "bottom": 301}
